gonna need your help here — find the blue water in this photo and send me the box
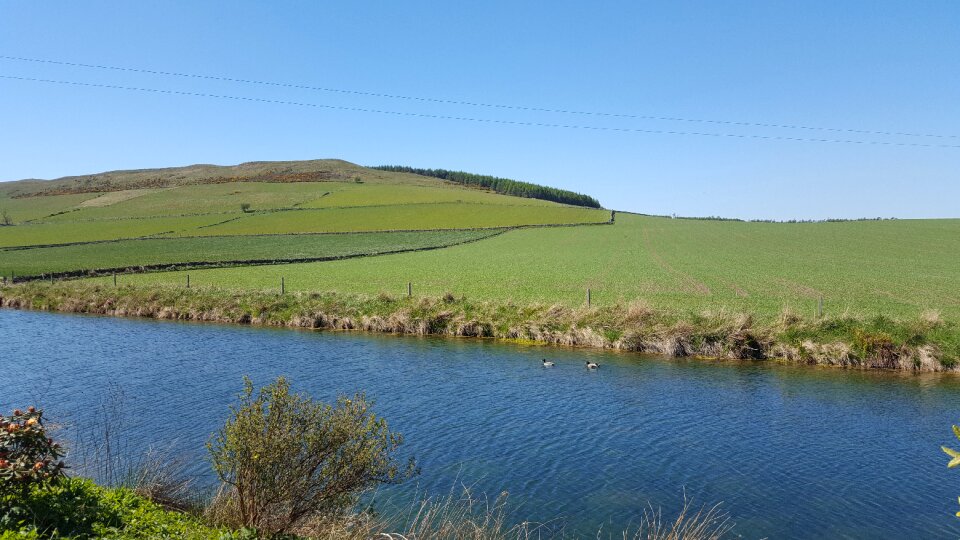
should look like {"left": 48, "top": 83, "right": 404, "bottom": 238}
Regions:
{"left": 4, "top": 308, "right": 960, "bottom": 538}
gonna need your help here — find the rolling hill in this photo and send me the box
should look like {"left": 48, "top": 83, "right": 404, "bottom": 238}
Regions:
{"left": 2, "top": 158, "right": 959, "bottom": 324}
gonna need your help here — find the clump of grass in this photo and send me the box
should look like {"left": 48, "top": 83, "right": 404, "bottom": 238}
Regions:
{"left": 623, "top": 499, "right": 733, "bottom": 540}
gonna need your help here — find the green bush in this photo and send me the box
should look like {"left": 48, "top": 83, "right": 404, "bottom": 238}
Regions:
{"left": 207, "top": 377, "right": 416, "bottom": 536}
{"left": 0, "top": 477, "right": 232, "bottom": 539}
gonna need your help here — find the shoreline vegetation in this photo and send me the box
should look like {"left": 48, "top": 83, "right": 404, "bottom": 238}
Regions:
{"left": 1, "top": 282, "right": 956, "bottom": 372}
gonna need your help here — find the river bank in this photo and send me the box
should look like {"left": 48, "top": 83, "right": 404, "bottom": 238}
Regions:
{"left": 2, "top": 281, "right": 956, "bottom": 372}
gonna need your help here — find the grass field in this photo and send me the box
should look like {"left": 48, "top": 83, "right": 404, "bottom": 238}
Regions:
{"left": 102, "top": 213, "right": 960, "bottom": 320}
{"left": 0, "top": 191, "right": 101, "bottom": 222}
{"left": 0, "top": 230, "right": 501, "bottom": 277}
{"left": 189, "top": 204, "right": 609, "bottom": 236}
{"left": 0, "top": 161, "right": 607, "bottom": 277}
{"left": 3, "top": 159, "right": 959, "bottom": 326}
{"left": 0, "top": 214, "right": 233, "bottom": 248}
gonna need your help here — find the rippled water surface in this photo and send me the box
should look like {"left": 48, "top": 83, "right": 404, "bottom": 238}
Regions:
{"left": 5, "top": 309, "right": 960, "bottom": 538}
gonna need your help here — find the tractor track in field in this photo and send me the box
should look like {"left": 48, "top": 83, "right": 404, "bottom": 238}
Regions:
{"left": 639, "top": 225, "right": 712, "bottom": 296}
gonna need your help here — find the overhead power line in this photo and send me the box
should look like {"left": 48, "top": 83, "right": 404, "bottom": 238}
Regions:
{"left": 2, "top": 74, "right": 959, "bottom": 149}
{"left": 1, "top": 54, "right": 957, "bottom": 141}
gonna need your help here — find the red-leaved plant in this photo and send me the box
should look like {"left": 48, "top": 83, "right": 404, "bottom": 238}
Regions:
{"left": 0, "top": 407, "right": 66, "bottom": 494}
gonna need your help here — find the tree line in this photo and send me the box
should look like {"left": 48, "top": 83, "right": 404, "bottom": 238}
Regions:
{"left": 371, "top": 165, "right": 602, "bottom": 208}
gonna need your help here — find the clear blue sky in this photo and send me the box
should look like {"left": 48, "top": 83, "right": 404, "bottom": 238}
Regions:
{"left": 1, "top": 1, "right": 958, "bottom": 219}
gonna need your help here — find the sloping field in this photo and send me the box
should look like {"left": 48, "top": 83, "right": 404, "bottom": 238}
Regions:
{"left": 40, "top": 183, "right": 335, "bottom": 221}
{"left": 0, "top": 160, "right": 607, "bottom": 276}
{"left": 189, "top": 204, "right": 609, "bottom": 236}
{"left": 299, "top": 182, "right": 560, "bottom": 208}
{"left": 0, "top": 214, "right": 232, "bottom": 248}
{"left": 0, "top": 230, "right": 500, "bottom": 277}
{"left": 106, "top": 214, "right": 960, "bottom": 320}
{"left": 0, "top": 192, "right": 101, "bottom": 223}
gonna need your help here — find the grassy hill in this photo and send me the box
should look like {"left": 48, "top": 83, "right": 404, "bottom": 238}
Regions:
{"left": 0, "top": 159, "right": 610, "bottom": 275}
{"left": 2, "top": 158, "right": 959, "bottom": 324}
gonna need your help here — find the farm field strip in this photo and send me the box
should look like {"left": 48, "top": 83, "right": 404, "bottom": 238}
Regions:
{"left": 1, "top": 230, "right": 503, "bottom": 278}
{"left": 0, "top": 214, "right": 232, "bottom": 248}
{"left": 103, "top": 214, "right": 960, "bottom": 320}
{"left": 28, "top": 182, "right": 566, "bottom": 224}
{"left": 0, "top": 192, "right": 102, "bottom": 223}
{"left": 190, "top": 204, "right": 611, "bottom": 236}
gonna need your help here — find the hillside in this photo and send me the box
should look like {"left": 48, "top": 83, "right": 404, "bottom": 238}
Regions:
{"left": 3, "top": 158, "right": 959, "bottom": 323}
{"left": 0, "top": 159, "right": 611, "bottom": 276}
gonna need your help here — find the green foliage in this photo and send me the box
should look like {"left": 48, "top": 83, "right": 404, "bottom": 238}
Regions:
{"left": 239, "top": 202, "right": 251, "bottom": 213}
{"left": 372, "top": 165, "right": 602, "bottom": 208}
{"left": 207, "top": 377, "right": 415, "bottom": 536}
{"left": 0, "top": 407, "right": 65, "bottom": 496}
{"left": 943, "top": 425, "right": 960, "bottom": 518}
{"left": 0, "top": 477, "right": 232, "bottom": 539}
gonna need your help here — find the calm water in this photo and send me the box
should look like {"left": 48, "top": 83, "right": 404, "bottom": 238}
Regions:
{"left": 4, "top": 309, "right": 960, "bottom": 538}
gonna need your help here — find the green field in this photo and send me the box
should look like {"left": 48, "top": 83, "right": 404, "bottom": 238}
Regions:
{"left": 3, "top": 159, "right": 958, "bottom": 324}
{"left": 0, "top": 160, "right": 605, "bottom": 277}
{"left": 103, "top": 213, "right": 960, "bottom": 320}
{"left": 0, "top": 214, "right": 232, "bottom": 248}
{"left": 190, "top": 204, "right": 608, "bottom": 236}
{"left": 0, "top": 230, "right": 501, "bottom": 277}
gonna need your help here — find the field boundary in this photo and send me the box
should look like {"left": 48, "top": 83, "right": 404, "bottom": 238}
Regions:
{"left": 1, "top": 212, "right": 614, "bottom": 252}
{"left": 22, "top": 199, "right": 601, "bottom": 225}
{"left": 7, "top": 229, "right": 509, "bottom": 282}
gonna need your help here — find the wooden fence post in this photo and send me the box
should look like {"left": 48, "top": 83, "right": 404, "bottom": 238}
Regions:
{"left": 407, "top": 282, "right": 412, "bottom": 297}
{"left": 587, "top": 288, "right": 592, "bottom": 307}
{"left": 186, "top": 274, "right": 190, "bottom": 288}
{"left": 281, "top": 277, "right": 285, "bottom": 295}
{"left": 113, "top": 273, "right": 117, "bottom": 287}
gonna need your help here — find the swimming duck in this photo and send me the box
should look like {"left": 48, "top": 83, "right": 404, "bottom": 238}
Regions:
{"left": 585, "top": 360, "right": 599, "bottom": 369}
{"left": 542, "top": 359, "right": 555, "bottom": 367}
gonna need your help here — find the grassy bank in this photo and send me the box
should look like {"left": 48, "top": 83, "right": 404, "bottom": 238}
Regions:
{"left": 2, "top": 281, "right": 956, "bottom": 371}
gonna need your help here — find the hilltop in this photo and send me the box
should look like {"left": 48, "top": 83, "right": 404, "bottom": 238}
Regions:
{"left": 0, "top": 159, "right": 600, "bottom": 208}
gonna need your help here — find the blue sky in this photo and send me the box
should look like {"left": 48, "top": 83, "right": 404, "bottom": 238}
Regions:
{"left": 1, "top": 1, "right": 958, "bottom": 219}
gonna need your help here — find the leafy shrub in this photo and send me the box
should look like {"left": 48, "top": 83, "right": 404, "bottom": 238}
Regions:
{"left": 240, "top": 203, "right": 252, "bottom": 213}
{"left": 943, "top": 424, "right": 960, "bottom": 517}
{"left": 0, "top": 407, "right": 65, "bottom": 496}
{"left": 0, "top": 477, "right": 233, "bottom": 539}
{"left": 207, "top": 377, "right": 416, "bottom": 536}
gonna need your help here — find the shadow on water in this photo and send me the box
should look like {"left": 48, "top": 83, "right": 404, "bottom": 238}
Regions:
{"left": 3, "top": 308, "right": 960, "bottom": 539}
